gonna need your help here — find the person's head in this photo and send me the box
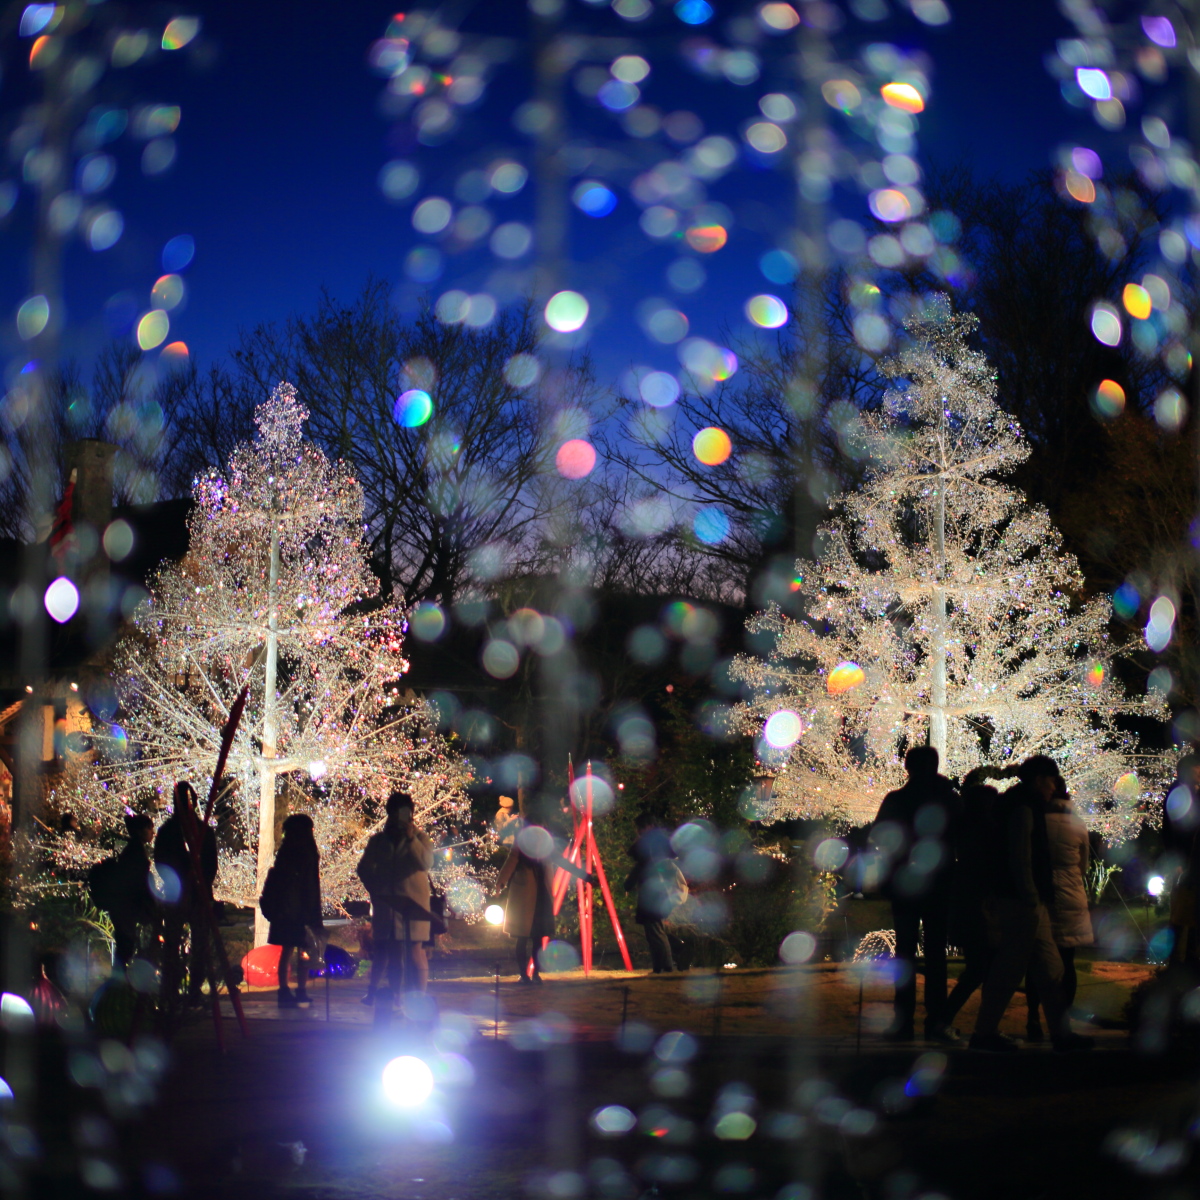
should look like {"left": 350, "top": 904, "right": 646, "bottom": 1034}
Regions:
{"left": 124, "top": 813, "right": 153, "bottom": 845}
{"left": 173, "top": 780, "right": 198, "bottom": 812}
{"left": 386, "top": 791, "right": 415, "bottom": 825}
{"left": 635, "top": 811, "right": 657, "bottom": 833}
{"left": 905, "top": 745, "right": 939, "bottom": 781}
{"left": 1017, "top": 755, "right": 1062, "bottom": 802}
{"left": 59, "top": 811, "right": 79, "bottom": 835}
{"left": 282, "top": 813, "right": 314, "bottom": 841}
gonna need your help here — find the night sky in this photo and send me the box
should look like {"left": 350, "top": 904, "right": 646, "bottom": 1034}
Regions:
{"left": 1, "top": 0, "right": 1091, "bottom": 386}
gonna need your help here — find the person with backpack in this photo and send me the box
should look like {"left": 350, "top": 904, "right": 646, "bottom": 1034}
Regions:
{"left": 869, "top": 745, "right": 962, "bottom": 1043}
{"left": 624, "top": 813, "right": 685, "bottom": 973}
{"left": 356, "top": 792, "right": 434, "bottom": 1006}
{"left": 89, "top": 813, "right": 156, "bottom": 968}
{"left": 259, "top": 813, "right": 324, "bottom": 1009}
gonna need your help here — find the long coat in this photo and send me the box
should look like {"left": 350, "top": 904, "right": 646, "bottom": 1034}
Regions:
{"left": 495, "top": 834, "right": 592, "bottom": 940}
{"left": 1045, "top": 804, "right": 1093, "bottom": 947}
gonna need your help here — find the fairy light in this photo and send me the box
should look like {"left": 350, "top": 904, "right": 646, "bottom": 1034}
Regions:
{"left": 38, "top": 383, "right": 492, "bottom": 911}
{"left": 732, "top": 300, "right": 1166, "bottom": 838}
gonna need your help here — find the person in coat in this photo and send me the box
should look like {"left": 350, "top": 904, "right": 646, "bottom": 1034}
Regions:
{"left": 94, "top": 813, "right": 156, "bottom": 968}
{"left": 261, "top": 813, "right": 324, "bottom": 1008}
{"left": 154, "top": 782, "right": 219, "bottom": 1005}
{"left": 357, "top": 792, "right": 434, "bottom": 1005}
{"left": 494, "top": 809, "right": 595, "bottom": 983}
{"left": 1024, "top": 780, "right": 1093, "bottom": 1040}
{"left": 624, "top": 812, "right": 681, "bottom": 974}
{"left": 869, "top": 745, "right": 961, "bottom": 1042}
{"left": 969, "top": 755, "right": 1092, "bottom": 1053}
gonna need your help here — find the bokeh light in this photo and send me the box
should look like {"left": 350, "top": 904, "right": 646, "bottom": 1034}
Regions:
{"left": 484, "top": 904, "right": 504, "bottom": 926}
{"left": 381, "top": 1056, "right": 434, "bottom": 1108}
{"left": 868, "top": 189, "right": 912, "bottom": 223}
{"left": 745, "top": 294, "right": 787, "bottom": 328}
{"left": 556, "top": 439, "right": 597, "bottom": 479}
{"left": 764, "top": 710, "right": 802, "bottom": 748}
{"left": 1090, "top": 302, "right": 1122, "bottom": 347}
{"left": 693, "top": 508, "right": 729, "bottom": 544}
{"left": 640, "top": 372, "right": 679, "bottom": 408}
{"left": 393, "top": 389, "right": 433, "bottom": 427}
{"left": 136, "top": 310, "right": 170, "bottom": 351}
{"left": 880, "top": 82, "right": 924, "bottom": 113}
{"left": 692, "top": 426, "right": 732, "bottom": 465}
{"left": 573, "top": 180, "right": 617, "bottom": 217}
{"left": 1113, "top": 772, "right": 1140, "bottom": 803}
{"left": 151, "top": 274, "right": 185, "bottom": 310}
{"left": 44, "top": 577, "right": 79, "bottom": 623}
{"left": 826, "top": 661, "right": 866, "bottom": 694}
{"left": 1086, "top": 662, "right": 1105, "bottom": 688}
{"left": 1122, "top": 283, "right": 1151, "bottom": 320}
{"left": 544, "top": 291, "right": 589, "bottom": 333}
{"left": 1091, "top": 379, "right": 1125, "bottom": 419}
{"left": 162, "top": 234, "right": 195, "bottom": 272}
{"left": 162, "top": 17, "right": 200, "bottom": 50}
{"left": 410, "top": 602, "right": 446, "bottom": 641}
{"left": 1075, "top": 68, "right": 1111, "bottom": 101}
{"left": 685, "top": 225, "right": 727, "bottom": 253}
{"left": 161, "top": 341, "right": 190, "bottom": 366}
{"left": 16, "top": 295, "right": 49, "bottom": 341}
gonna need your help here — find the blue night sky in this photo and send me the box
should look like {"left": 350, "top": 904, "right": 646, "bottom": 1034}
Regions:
{"left": 1, "top": 0, "right": 1089, "bottom": 387}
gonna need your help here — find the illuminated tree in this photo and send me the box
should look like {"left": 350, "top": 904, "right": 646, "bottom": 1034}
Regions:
{"left": 734, "top": 299, "right": 1165, "bottom": 839}
{"left": 50, "top": 383, "right": 480, "bottom": 941}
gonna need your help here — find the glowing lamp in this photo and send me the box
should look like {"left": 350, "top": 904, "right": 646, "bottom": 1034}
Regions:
{"left": 484, "top": 904, "right": 504, "bottom": 926}
{"left": 1147, "top": 875, "right": 1165, "bottom": 898}
{"left": 826, "top": 661, "right": 865, "bottom": 694}
{"left": 381, "top": 1055, "right": 434, "bottom": 1107}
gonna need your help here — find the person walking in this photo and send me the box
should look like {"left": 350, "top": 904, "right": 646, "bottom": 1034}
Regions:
{"left": 90, "top": 813, "right": 156, "bottom": 968}
{"left": 940, "top": 770, "right": 1007, "bottom": 1030}
{"left": 259, "top": 814, "right": 324, "bottom": 1009}
{"left": 1025, "top": 779, "right": 1093, "bottom": 1040}
{"left": 870, "top": 745, "right": 961, "bottom": 1043}
{"left": 494, "top": 804, "right": 595, "bottom": 983}
{"left": 357, "top": 792, "right": 434, "bottom": 1006}
{"left": 969, "top": 755, "right": 1093, "bottom": 1052}
{"left": 624, "top": 812, "right": 685, "bottom": 974}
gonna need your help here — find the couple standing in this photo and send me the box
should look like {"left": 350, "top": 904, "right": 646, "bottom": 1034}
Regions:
{"left": 872, "top": 747, "right": 1093, "bottom": 1051}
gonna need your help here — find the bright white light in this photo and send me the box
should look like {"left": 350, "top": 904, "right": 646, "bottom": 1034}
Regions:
{"left": 484, "top": 904, "right": 504, "bottom": 926}
{"left": 308, "top": 760, "right": 327, "bottom": 780}
{"left": 0, "top": 994, "right": 34, "bottom": 1032}
{"left": 1148, "top": 875, "right": 1165, "bottom": 898}
{"left": 764, "top": 709, "right": 802, "bottom": 748}
{"left": 44, "top": 577, "right": 79, "bottom": 623}
{"left": 381, "top": 1055, "right": 434, "bottom": 1108}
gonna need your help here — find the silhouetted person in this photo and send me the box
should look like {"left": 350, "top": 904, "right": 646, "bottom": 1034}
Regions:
{"left": 90, "top": 813, "right": 156, "bottom": 967}
{"left": 1025, "top": 778, "right": 1093, "bottom": 1039}
{"left": 357, "top": 792, "right": 434, "bottom": 1005}
{"left": 970, "top": 756, "right": 1093, "bottom": 1053}
{"left": 1163, "top": 753, "right": 1200, "bottom": 965}
{"left": 870, "top": 745, "right": 961, "bottom": 1043}
{"left": 941, "top": 771, "right": 1006, "bottom": 1030}
{"left": 260, "top": 813, "right": 324, "bottom": 1009}
{"left": 59, "top": 811, "right": 81, "bottom": 838}
{"left": 625, "top": 812, "right": 683, "bottom": 974}
{"left": 493, "top": 799, "right": 594, "bottom": 983}
{"left": 155, "top": 782, "right": 218, "bottom": 1005}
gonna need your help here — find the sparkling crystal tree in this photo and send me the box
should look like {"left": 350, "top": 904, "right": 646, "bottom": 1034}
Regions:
{"left": 734, "top": 298, "right": 1166, "bottom": 840}
{"left": 51, "top": 383, "right": 480, "bottom": 942}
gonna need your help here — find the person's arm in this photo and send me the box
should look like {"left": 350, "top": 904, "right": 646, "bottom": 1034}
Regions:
{"left": 409, "top": 828, "right": 435, "bottom": 871}
{"left": 1009, "top": 806, "right": 1038, "bottom": 906}
{"left": 548, "top": 851, "right": 595, "bottom": 883}
{"left": 494, "top": 848, "right": 519, "bottom": 891}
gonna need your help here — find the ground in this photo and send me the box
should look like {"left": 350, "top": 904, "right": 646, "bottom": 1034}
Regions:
{"left": 129, "top": 958, "right": 1200, "bottom": 1200}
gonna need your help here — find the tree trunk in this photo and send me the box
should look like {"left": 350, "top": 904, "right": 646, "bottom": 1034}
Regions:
{"left": 254, "top": 526, "right": 281, "bottom": 946}
{"left": 930, "top": 417, "right": 948, "bottom": 762}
